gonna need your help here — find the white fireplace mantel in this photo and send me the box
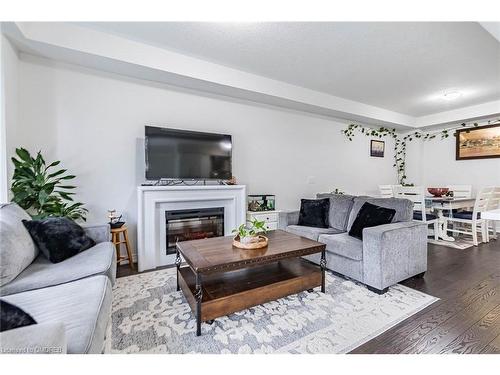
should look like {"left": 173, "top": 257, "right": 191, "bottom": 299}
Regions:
{"left": 137, "top": 185, "right": 246, "bottom": 272}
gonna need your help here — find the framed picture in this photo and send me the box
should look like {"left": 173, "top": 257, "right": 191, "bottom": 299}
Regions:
{"left": 370, "top": 140, "right": 385, "bottom": 157}
{"left": 456, "top": 123, "right": 500, "bottom": 160}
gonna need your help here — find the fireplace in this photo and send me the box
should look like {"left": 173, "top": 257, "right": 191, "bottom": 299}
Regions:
{"left": 137, "top": 185, "right": 245, "bottom": 271}
{"left": 165, "top": 207, "right": 225, "bottom": 255}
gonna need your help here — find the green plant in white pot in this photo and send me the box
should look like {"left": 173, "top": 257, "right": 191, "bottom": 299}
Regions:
{"left": 232, "top": 218, "right": 268, "bottom": 244}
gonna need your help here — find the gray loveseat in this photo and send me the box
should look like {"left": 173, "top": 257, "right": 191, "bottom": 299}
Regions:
{"left": 279, "top": 194, "right": 427, "bottom": 294}
{"left": 0, "top": 203, "right": 116, "bottom": 354}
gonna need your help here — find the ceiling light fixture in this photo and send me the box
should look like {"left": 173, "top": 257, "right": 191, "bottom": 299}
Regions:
{"left": 442, "top": 91, "right": 463, "bottom": 101}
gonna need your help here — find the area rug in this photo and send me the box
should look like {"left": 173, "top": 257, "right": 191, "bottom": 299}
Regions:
{"left": 428, "top": 236, "right": 475, "bottom": 249}
{"left": 109, "top": 268, "right": 438, "bottom": 354}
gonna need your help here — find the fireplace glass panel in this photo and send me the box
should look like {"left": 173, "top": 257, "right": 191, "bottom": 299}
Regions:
{"left": 165, "top": 207, "right": 224, "bottom": 255}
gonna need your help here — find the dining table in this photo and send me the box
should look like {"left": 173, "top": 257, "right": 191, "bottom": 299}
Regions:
{"left": 426, "top": 196, "right": 476, "bottom": 241}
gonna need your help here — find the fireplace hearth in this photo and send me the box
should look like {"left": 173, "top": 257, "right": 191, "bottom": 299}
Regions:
{"left": 165, "top": 207, "right": 224, "bottom": 255}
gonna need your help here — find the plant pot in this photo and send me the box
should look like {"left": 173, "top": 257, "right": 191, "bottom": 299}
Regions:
{"left": 240, "top": 236, "right": 259, "bottom": 244}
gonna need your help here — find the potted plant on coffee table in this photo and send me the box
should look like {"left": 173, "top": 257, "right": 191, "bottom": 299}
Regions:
{"left": 232, "top": 218, "right": 269, "bottom": 249}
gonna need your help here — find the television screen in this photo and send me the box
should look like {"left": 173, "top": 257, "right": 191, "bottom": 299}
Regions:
{"left": 145, "top": 126, "right": 232, "bottom": 180}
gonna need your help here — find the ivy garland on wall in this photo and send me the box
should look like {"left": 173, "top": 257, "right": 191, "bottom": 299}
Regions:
{"left": 342, "top": 119, "right": 500, "bottom": 186}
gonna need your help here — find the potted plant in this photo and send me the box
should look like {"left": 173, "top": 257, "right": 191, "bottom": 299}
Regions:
{"left": 10, "top": 147, "right": 88, "bottom": 221}
{"left": 232, "top": 218, "right": 269, "bottom": 249}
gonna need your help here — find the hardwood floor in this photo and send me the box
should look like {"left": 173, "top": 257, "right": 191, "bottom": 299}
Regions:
{"left": 117, "top": 239, "right": 500, "bottom": 354}
{"left": 116, "top": 262, "right": 172, "bottom": 278}
{"left": 351, "top": 239, "right": 500, "bottom": 354}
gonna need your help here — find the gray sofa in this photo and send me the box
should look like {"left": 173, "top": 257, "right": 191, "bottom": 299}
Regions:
{"left": 0, "top": 203, "right": 116, "bottom": 354}
{"left": 279, "top": 194, "right": 428, "bottom": 294}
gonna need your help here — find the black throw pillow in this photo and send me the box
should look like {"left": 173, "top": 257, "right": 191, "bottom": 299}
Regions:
{"left": 298, "top": 198, "right": 330, "bottom": 228}
{"left": 22, "top": 217, "right": 95, "bottom": 263}
{"left": 348, "top": 202, "right": 396, "bottom": 240}
{"left": 0, "top": 300, "right": 36, "bottom": 332}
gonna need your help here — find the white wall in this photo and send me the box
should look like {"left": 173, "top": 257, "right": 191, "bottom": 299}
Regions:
{"left": 11, "top": 54, "right": 500, "bottom": 261}
{"left": 1, "top": 39, "right": 58, "bottom": 200}
{"left": 1, "top": 35, "right": 19, "bottom": 202}
{"left": 417, "top": 135, "right": 500, "bottom": 195}
{"left": 15, "top": 55, "right": 398, "bottom": 256}
{"left": 383, "top": 127, "right": 500, "bottom": 194}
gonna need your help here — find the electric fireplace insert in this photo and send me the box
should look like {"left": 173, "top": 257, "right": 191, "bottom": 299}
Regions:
{"left": 165, "top": 207, "right": 224, "bottom": 255}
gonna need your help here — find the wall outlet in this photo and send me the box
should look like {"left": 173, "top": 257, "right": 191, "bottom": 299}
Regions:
{"left": 307, "top": 176, "right": 316, "bottom": 184}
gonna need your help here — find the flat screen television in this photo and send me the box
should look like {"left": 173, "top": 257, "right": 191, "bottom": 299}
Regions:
{"left": 145, "top": 126, "right": 232, "bottom": 180}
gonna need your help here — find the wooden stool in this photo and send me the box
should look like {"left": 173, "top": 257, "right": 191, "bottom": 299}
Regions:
{"left": 111, "top": 226, "right": 135, "bottom": 270}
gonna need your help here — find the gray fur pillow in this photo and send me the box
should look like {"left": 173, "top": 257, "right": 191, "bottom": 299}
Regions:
{"left": 22, "top": 217, "right": 95, "bottom": 263}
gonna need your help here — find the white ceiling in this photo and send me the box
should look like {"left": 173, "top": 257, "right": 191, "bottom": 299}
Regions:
{"left": 80, "top": 22, "right": 500, "bottom": 117}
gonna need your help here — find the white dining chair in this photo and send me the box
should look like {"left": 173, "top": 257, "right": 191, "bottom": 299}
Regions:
{"left": 378, "top": 184, "right": 401, "bottom": 198}
{"left": 446, "top": 187, "right": 494, "bottom": 246}
{"left": 443, "top": 185, "right": 473, "bottom": 226}
{"left": 394, "top": 186, "right": 439, "bottom": 240}
{"left": 446, "top": 185, "right": 472, "bottom": 199}
{"left": 486, "top": 187, "right": 500, "bottom": 240}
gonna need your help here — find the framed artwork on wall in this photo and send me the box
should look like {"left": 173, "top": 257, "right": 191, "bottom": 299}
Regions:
{"left": 370, "top": 140, "right": 385, "bottom": 157}
{"left": 456, "top": 123, "right": 500, "bottom": 160}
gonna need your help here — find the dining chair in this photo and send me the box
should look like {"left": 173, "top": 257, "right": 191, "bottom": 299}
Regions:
{"left": 394, "top": 186, "right": 439, "bottom": 240}
{"left": 446, "top": 184, "right": 472, "bottom": 199}
{"left": 446, "top": 187, "right": 494, "bottom": 246}
{"left": 443, "top": 185, "right": 473, "bottom": 226}
{"left": 378, "top": 184, "right": 401, "bottom": 198}
{"left": 486, "top": 187, "right": 500, "bottom": 240}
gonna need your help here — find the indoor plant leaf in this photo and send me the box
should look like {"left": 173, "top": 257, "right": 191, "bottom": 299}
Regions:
{"left": 10, "top": 148, "right": 88, "bottom": 222}
{"left": 15, "top": 148, "right": 33, "bottom": 163}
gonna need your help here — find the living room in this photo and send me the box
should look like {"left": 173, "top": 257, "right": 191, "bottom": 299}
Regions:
{"left": 1, "top": 0, "right": 500, "bottom": 371}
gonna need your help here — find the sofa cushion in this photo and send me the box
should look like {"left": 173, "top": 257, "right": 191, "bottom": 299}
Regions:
{"left": 286, "top": 225, "right": 343, "bottom": 241}
{"left": 22, "top": 217, "right": 96, "bottom": 263}
{"left": 298, "top": 198, "right": 330, "bottom": 228}
{"left": 347, "top": 197, "right": 413, "bottom": 231}
{"left": 318, "top": 233, "right": 363, "bottom": 261}
{"left": 305, "top": 251, "right": 364, "bottom": 281}
{"left": 316, "top": 193, "right": 355, "bottom": 231}
{"left": 0, "top": 321, "right": 67, "bottom": 354}
{"left": 2, "top": 275, "right": 112, "bottom": 354}
{"left": 0, "top": 300, "right": 37, "bottom": 332}
{"left": 0, "top": 242, "right": 116, "bottom": 296}
{"left": 0, "top": 203, "right": 38, "bottom": 286}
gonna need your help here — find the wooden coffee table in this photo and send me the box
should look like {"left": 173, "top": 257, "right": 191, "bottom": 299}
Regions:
{"left": 175, "top": 229, "right": 327, "bottom": 336}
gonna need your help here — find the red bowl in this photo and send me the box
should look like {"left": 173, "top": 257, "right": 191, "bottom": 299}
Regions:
{"left": 427, "top": 188, "right": 449, "bottom": 197}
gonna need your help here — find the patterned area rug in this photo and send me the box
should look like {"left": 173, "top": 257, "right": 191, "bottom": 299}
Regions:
{"left": 109, "top": 267, "right": 437, "bottom": 354}
{"left": 428, "top": 236, "right": 475, "bottom": 249}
